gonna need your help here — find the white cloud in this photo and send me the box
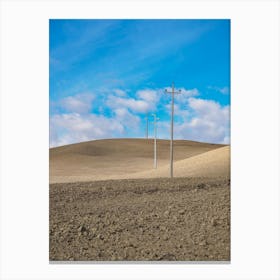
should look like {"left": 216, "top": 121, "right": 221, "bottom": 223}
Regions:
{"left": 59, "top": 93, "right": 95, "bottom": 114}
{"left": 50, "top": 113, "right": 124, "bottom": 147}
{"left": 165, "top": 103, "right": 190, "bottom": 121}
{"left": 136, "top": 89, "right": 159, "bottom": 104}
{"left": 50, "top": 89, "right": 148, "bottom": 147}
{"left": 188, "top": 97, "right": 229, "bottom": 122}
{"left": 208, "top": 86, "right": 229, "bottom": 95}
{"left": 164, "top": 87, "right": 199, "bottom": 98}
{"left": 107, "top": 95, "right": 149, "bottom": 113}
{"left": 174, "top": 98, "right": 230, "bottom": 144}
{"left": 179, "top": 88, "right": 199, "bottom": 97}
{"left": 50, "top": 88, "right": 230, "bottom": 147}
{"left": 107, "top": 87, "right": 198, "bottom": 117}
{"left": 114, "top": 89, "right": 127, "bottom": 97}
{"left": 164, "top": 87, "right": 199, "bottom": 106}
{"left": 219, "top": 87, "right": 229, "bottom": 94}
{"left": 106, "top": 88, "right": 160, "bottom": 114}
{"left": 114, "top": 108, "right": 140, "bottom": 130}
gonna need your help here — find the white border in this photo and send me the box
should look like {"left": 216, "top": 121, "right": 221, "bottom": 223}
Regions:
{"left": 0, "top": 0, "right": 279, "bottom": 279}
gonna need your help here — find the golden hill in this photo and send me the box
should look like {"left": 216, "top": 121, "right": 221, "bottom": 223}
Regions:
{"left": 49, "top": 138, "right": 227, "bottom": 183}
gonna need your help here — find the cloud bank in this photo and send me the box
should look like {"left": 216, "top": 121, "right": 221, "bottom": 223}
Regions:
{"left": 50, "top": 87, "right": 230, "bottom": 147}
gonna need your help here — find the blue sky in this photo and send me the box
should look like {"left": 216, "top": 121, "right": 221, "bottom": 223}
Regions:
{"left": 50, "top": 19, "right": 230, "bottom": 147}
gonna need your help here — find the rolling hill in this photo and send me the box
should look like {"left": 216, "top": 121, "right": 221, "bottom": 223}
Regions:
{"left": 49, "top": 138, "right": 228, "bottom": 183}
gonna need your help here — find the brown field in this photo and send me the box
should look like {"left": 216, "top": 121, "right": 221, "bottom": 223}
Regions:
{"left": 49, "top": 138, "right": 230, "bottom": 261}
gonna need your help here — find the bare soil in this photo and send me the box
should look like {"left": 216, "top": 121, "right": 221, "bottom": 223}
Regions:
{"left": 49, "top": 177, "right": 230, "bottom": 261}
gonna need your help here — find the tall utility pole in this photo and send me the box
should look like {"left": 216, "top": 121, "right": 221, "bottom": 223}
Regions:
{"left": 165, "top": 82, "right": 181, "bottom": 178}
{"left": 145, "top": 113, "right": 149, "bottom": 139}
{"left": 151, "top": 113, "right": 159, "bottom": 169}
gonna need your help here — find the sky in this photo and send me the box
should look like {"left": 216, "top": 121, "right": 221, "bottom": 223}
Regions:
{"left": 49, "top": 19, "right": 230, "bottom": 147}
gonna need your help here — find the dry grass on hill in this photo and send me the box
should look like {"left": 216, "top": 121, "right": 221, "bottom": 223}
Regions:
{"left": 50, "top": 138, "right": 225, "bottom": 183}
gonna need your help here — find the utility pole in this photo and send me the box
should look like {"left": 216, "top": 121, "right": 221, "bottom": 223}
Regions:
{"left": 165, "top": 82, "right": 181, "bottom": 178}
{"left": 151, "top": 113, "right": 159, "bottom": 169}
{"left": 145, "top": 113, "right": 149, "bottom": 139}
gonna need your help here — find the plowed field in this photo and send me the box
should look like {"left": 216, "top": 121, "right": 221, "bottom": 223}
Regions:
{"left": 50, "top": 177, "right": 230, "bottom": 261}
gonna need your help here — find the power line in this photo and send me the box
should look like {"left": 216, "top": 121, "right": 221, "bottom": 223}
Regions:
{"left": 165, "top": 82, "right": 182, "bottom": 178}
